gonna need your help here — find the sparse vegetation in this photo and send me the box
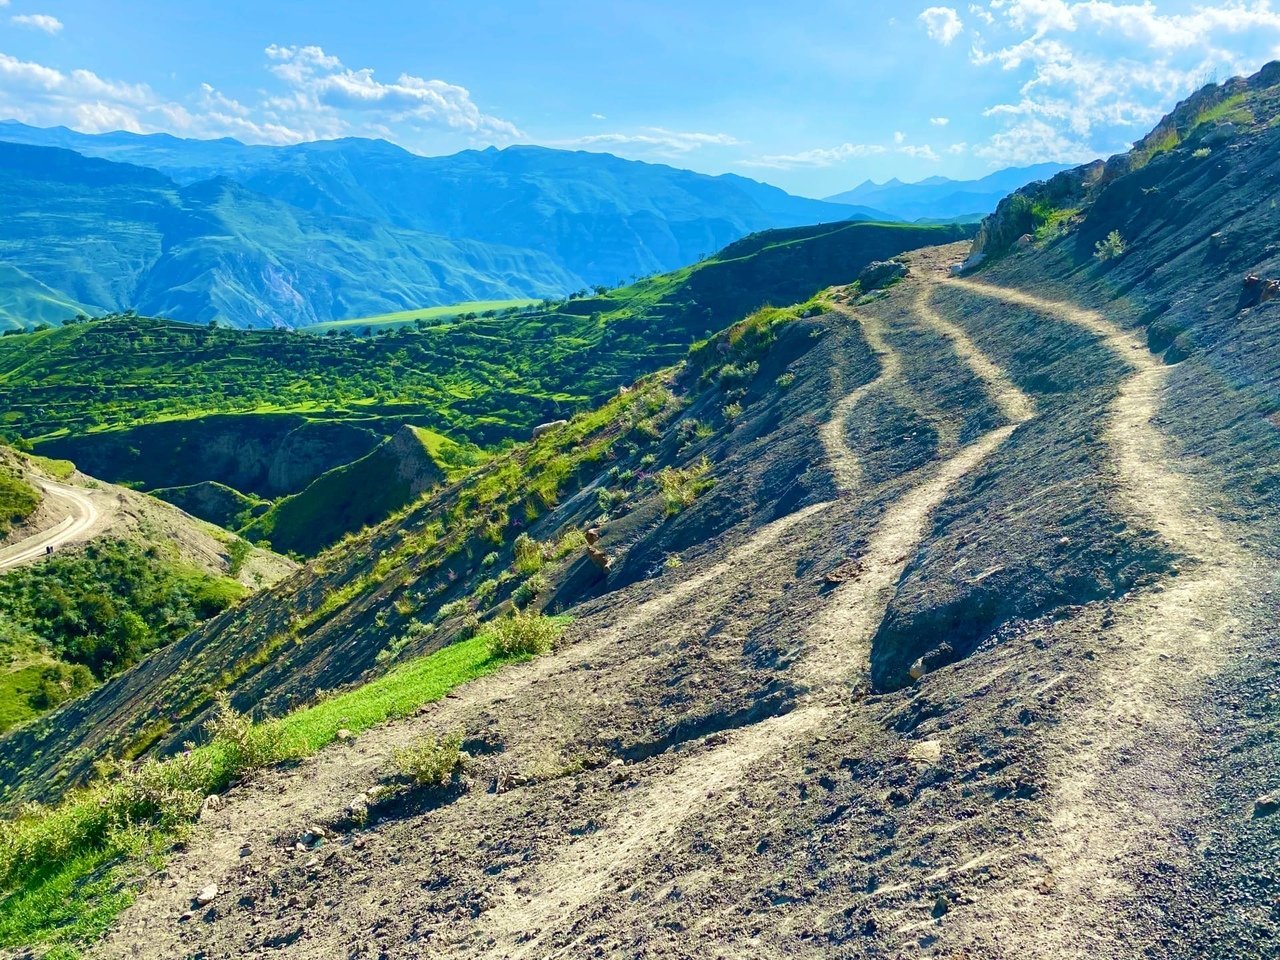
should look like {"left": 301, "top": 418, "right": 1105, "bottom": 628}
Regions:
{"left": 0, "top": 622, "right": 544, "bottom": 951}
{"left": 656, "top": 456, "right": 715, "bottom": 514}
{"left": 392, "top": 730, "right": 464, "bottom": 787}
{"left": 1094, "top": 230, "right": 1127, "bottom": 262}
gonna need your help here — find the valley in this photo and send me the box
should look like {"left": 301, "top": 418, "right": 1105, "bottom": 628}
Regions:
{"left": 0, "top": 38, "right": 1275, "bottom": 960}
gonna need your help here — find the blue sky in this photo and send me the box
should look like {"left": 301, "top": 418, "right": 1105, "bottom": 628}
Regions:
{"left": 3, "top": 1, "right": 1280, "bottom": 196}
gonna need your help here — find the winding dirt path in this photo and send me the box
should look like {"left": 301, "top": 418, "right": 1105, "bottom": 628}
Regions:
{"left": 819, "top": 309, "right": 900, "bottom": 494}
{"left": 943, "top": 277, "right": 1260, "bottom": 957}
{"left": 95, "top": 296, "right": 903, "bottom": 960}
{"left": 0, "top": 480, "right": 99, "bottom": 571}
{"left": 470, "top": 287, "right": 1035, "bottom": 958}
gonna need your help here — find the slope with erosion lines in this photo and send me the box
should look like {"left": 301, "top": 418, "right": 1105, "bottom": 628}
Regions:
{"left": 89, "top": 255, "right": 1039, "bottom": 959}
{"left": 466, "top": 273, "right": 1036, "bottom": 958}
{"left": 93, "top": 297, "right": 890, "bottom": 958}
{"left": 938, "top": 277, "right": 1265, "bottom": 958}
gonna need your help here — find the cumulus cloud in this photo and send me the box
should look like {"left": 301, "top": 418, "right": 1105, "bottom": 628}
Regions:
{"left": 919, "top": 6, "right": 965, "bottom": 44}
{"left": 930, "top": 116, "right": 951, "bottom": 125}
{"left": 967, "top": 0, "right": 1280, "bottom": 165}
{"left": 11, "top": 13, "right": 62, "bottom": 33}
{"left": 263, "top": 44, "right": 521, "bottom": 138}
{"left": 0, "top": 43, "right": 522, "bottom": 150}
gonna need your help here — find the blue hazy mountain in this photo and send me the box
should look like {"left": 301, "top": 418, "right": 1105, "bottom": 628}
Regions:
{"left": 825, "top": 163, "right": 1073, "bottom": 221}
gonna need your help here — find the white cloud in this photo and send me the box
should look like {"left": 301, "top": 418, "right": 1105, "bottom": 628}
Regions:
{"left": 739, "top": 142, "right": 888, "bottom": 169}
{"left": 11, "top": 13, "right": 62, "bottom": 34}
{"left": 263, "top": 44, "right": 521, "bottom": 139}
{"left": 591, "top": 112, "right": 606, "bottom": 120}
{"left": 930, "top": 116, "right": 951, "bottom": 125}
{"left": 740, "top": 133, "right": 945, "bottom": 169}
{"left": 559, "top": 127, "right": 741, "bottom": 155}
{"left": 919, "top": 6, "right": 965, "bottom": 45}
{"left": 0, "top": 44, "right": 522, "bottom": 150}
{"left": 968, "top": 0, "right": 1280, "bottom": 165}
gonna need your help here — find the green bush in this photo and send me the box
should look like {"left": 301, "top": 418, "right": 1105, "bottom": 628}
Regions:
{"left": 392, "top": 730, "right": 464, "bottom": 787}
{"left": 486, "top": 612, "right": 564, "bottom": 657}
{"left": 656, "top": 456, "right": 715, "bottom": 514}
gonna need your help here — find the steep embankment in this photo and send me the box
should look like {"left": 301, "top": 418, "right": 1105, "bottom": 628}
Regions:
{"left": 241, "top": 426, "right": 447, "bottom": 555}
{"left": 6, "top": 68, "right": 1280, "bottom": 960}
{"left": 81, "top": 233, "right": 1273, "bottom": 960}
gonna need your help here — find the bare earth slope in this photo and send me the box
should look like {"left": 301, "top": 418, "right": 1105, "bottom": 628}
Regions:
{"left": 89, "top": 242, "right": 1274, "bottom": 959}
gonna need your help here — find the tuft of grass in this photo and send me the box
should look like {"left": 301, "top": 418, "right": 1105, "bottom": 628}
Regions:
{"left": 392, "top": 730, "right": 464, "bottom": 787}
{"left": 486, "top": 612, "right": 566, "bottom": 658}
{"left": 656, "top": 455, "right": 715, "bottom": 514}
{"left": 513, "top": 532, "right": 544, "bottom": 575}
{"left": 1094, "top": 230, "right": 1127, "bottom": 262}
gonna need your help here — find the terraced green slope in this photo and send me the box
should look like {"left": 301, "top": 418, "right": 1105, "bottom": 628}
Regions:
{"left": 9, "top": 221, "right": 973, "bottom": 497}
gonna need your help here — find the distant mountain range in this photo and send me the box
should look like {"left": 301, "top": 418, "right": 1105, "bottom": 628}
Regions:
{"left": 0, "top": 121, "right": 1065, "bottom": 331}
{"left": 825, "top": 163, "right": 1072, "bottom": 221}
{"left": 0, "top": 122, "right": 887, "bottom": 329}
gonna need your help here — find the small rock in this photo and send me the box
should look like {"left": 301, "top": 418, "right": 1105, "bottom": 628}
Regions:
{"left": 195, "top": 884, "right": 218, "bottom": 907}
{"left": 932, "top": 895, "right": 950, "bottom": 917}
{"left": 909, "top": 658, "right": 927, "bottom": 681}
{"left": 179, "top": 911, "right": 194, "bottom": 923}
{"left": 336, "top": 728, "right": 354, "bottom": 742}
{"left": 198, "top": 794, "right": 222, "bottom": 820}
{"left": 907, "top": 740, "right": 943, "bottom": 764}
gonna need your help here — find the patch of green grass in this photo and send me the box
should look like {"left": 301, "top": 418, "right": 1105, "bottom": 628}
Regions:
{"left": 1193, "top": 92, "right": 1253, "bottom": 130}
{"left": 0, "top": 618, "right": 563, "bottom": 952}
{"left": 25, "top": 455, "right": 74, "bottom": 481}
{"left": 301, "top": 299, "right": 539, "bottom": 335}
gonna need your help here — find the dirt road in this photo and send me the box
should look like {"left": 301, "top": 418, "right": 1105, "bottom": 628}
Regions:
{"left": 0, "top": 480, "right": 99, "bottom": 572}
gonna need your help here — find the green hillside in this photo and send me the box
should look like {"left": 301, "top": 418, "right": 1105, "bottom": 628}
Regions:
{"left": 8, "top": 221, "right": 974, "bottom": 498}
{"left": 241, "top": 426, "right": 450, "bottom": 555}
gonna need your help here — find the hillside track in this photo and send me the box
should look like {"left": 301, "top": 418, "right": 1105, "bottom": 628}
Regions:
{"left": 466, "top": 284, "right": 1037, "bottom": 958}
{"left": 941, "top": 276, "right": 1266, "bottom": 959}
{"left": 0, "top": 479, "right": 100, "bottom": 571}
{"left": 93, "top": 296, "right": 911, "bottom": 960}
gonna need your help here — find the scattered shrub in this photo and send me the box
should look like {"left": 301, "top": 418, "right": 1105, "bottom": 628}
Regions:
{"left": 512, "top": 574, "right": 548, "bottom": 608}
{"left": 513, "top": 533, "right": 543, "bottom": 574}
{"left": 486, "top": 612, "right": 564, "bottom": 658}
{"left": 723, "top": 401, "right": 743, "bottom": 421}
{"left": 1094, "top": 230, "right": 1127, "bottom": 262}
{"left": 656, "top": 456, "right": 715, "bottom": 514}
{"left": 392, "top": 730, "right": 464, "bottom": 788}
{"left": 776, "top": 372, "right": 796, "bottom": 389}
